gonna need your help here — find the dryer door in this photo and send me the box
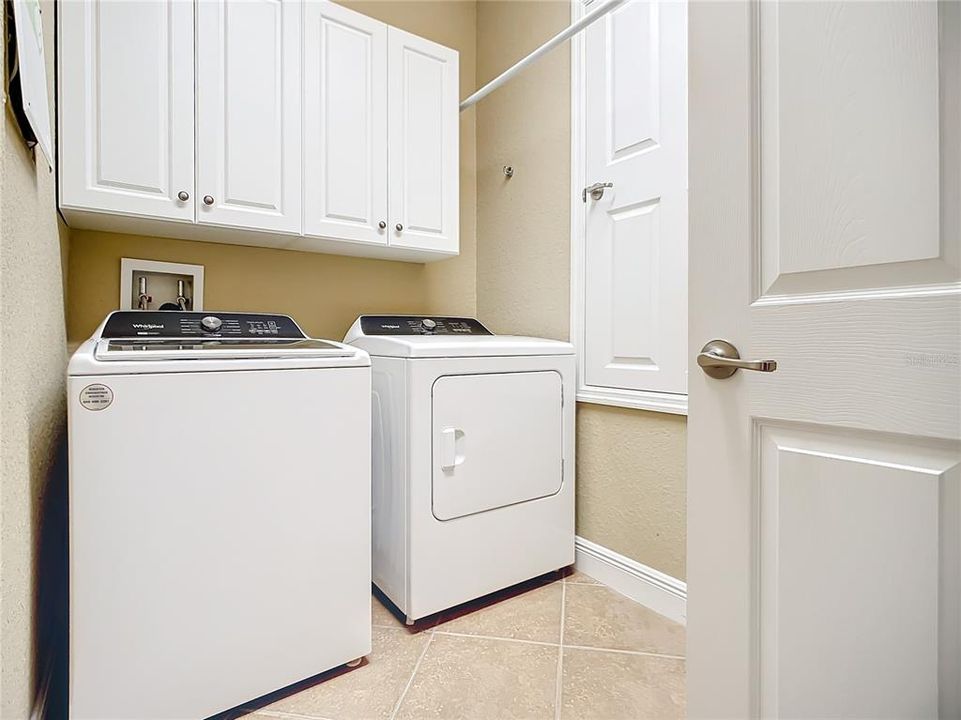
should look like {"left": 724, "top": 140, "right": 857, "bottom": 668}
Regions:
{"left": 431, "top": 371, "right": 564, "bottom": 521}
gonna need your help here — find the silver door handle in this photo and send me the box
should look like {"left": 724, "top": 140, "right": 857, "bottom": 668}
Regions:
{"left": 697, "top": 340, "right": 777, "bottom": 379}
{"left": 583, "top": 182, "right": 613, "bottom": 202}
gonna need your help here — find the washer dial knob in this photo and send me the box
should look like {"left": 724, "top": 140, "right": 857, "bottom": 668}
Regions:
{"left": 421, "top": 318, "right": 437, "bottom": 331}
{"left": 200, "top": 315, "right": 223, "bottom": 333}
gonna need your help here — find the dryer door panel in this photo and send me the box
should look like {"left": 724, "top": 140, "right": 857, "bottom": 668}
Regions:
{"left": 432, "top": 371, "right": 563, "bottom": 521}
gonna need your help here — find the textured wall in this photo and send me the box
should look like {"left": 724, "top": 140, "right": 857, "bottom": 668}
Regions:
{"left": 474, "top": 0, "right": 571, "bottom": 341}
{"left": 0, "top": 1, "right": 70, "bottom": 715}
{"left": 576, "top": 406, "right": 687, "bottom": 579}
{"left": 68, "top": 231, "right": 430, "bottom": 342}
{"left": 474, "top": 0, "right": 687, "bottom": 581}
{"left": 66, "top": 0, "right": 477, "bottom": 343}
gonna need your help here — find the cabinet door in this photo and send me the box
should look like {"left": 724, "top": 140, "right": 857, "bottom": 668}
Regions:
{"left": 387, "top": 29, "right": 459, "bottom": 254}
{"left": 58, "top": 0, "right": 194, "bottom": 221}
{"left": 303, "top": 2, "right": 388, "bottom": 246}
{"left": 196, "top": 0, "right": 302, "bottom": 236}
{"left": 582, "top": 0, "right": 688, "bottom": 396}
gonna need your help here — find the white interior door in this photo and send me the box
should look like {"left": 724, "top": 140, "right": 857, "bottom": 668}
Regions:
{"left": 303, "top": 1, "right": 388, "bottom": 246}
{"left": 583, "top": 0, "right": 687, "bottom": 396}
{"left": 58, "top": 0, "right": 194, "bottom": 221}
{"left": 196, "top": 0, "right": 302, "bottom": 235}
{"left": 688, "top": 2, "right": 961, "bottom": 718}
{"left": 387, "top": 28, "right": 459, "bottom": 254}
{"left": 431, "top": 372, "right": 563, "bottom": 521}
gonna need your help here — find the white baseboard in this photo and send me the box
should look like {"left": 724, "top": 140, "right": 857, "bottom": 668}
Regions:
{"left": 574, "top": 536, "right": 687, "bottom": 625}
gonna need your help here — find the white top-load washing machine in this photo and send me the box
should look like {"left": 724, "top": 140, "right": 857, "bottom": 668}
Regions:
{"left": 345, "top": 315, "right": 575, "bottom": 622}
{"left": 68, "top": 311, "right": 372, "bottom": 719}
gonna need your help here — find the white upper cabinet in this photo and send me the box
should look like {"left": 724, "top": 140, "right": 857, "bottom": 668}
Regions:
{"left": 58, "top": 0, "right": 195, "bottom": 222}
{"left": 387, "top": 28, "right": 459, "bottom": 254}
{"left": 196, "top": 0, "right": 302, "bottom": 236}
{"left": 302, "top": 2, "right": 388, "bottom": 247}
{"left": 58, "top": 0, "right": 458, "bottom": 261}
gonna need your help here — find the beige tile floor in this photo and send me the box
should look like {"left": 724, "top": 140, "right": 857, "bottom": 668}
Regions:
{"left": 237, "top": 570, "right": 685, "bottom": 720}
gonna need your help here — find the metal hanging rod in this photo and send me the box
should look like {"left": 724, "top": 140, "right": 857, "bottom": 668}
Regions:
{"left": 459, "top": 0, "right": 628, "bottom": 112}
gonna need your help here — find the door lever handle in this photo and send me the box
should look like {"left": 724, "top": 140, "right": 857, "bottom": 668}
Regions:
{"left": 697, "top": 340, "right": 777, "bottom": 379}
{"left": 583, "top": 182, "right": 613, "bottom": 202}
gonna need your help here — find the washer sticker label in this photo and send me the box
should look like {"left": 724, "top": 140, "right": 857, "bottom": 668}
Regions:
{"left": 79, "top": 384, "right": 113, "bottom": 411}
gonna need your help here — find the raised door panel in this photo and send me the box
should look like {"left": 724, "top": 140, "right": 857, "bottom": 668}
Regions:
{"left": 196, "top": 0, "right": 302, "bottom": 236}
{"left": 757, "top": 424, "right": 958, "bottom": 717}
{"left": 583, "top": 0, "right": 687, "bottom": 396}
{"left": 302, "top": 2, "right": 388, "bottom": 246}
{"left": 757, "top": 1, "right": 959, "bottom": 298}
{"left": 387, "top": 28, "right": 459, "bottom": 254}
{"left": 58, "top": 0, "right": 194, "bottom": 221}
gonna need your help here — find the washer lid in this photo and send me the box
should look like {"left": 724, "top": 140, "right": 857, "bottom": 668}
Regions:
{"left": 344, "top": 315, "right": 575, "bottom": 358}
{"left": 94, "top": 337, "right": 354, "bottom": 362}
{"left": 69, "top": 310, "right": 369, "bottom": 375}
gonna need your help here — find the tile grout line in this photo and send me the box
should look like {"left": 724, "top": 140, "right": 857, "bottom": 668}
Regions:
{"left": 432, "top": 629, "right": 560, "bottom": 648}
{"left": 246, "top": 709, "right": 337, "bottom": 720}
{"left": 429, "top": 630, "right": 683, "bottom": 662}
{"left": 388, "top": 628, "right": 436, "bottom": 720}
{"left": 553, "top": 580, "right": 567, "bottom": 720}
{"left": 562, "top": 643, "right": 686, "bottom": 661}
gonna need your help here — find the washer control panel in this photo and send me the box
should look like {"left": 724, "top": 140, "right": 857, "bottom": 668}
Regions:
{"left": 101, "top": 312, "right": 306, "bottom": 339}
{"left": 359, "top": 316, "right": 493, "bottom": 336}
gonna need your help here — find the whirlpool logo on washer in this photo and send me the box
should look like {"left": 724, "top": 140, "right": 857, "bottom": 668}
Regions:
{"left": 79, "top": 384, "right": 114, "bottom": 411}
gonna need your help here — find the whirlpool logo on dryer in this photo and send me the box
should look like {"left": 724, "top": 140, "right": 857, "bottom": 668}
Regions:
{"left": 132, "top": 323, "right": 164, "bottom": 330}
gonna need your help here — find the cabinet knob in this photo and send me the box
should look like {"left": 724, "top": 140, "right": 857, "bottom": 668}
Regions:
{"left": 177, "top": 190, "right": 189, "bottom": 202}
{"left": 395, "top": 223, "right": 403, "bottom": 232}
{"left": 203, "top": 195, "right": 214, "bottom": 206}
{"left": 378, "top": 221, "right": 387, "bottom": 229}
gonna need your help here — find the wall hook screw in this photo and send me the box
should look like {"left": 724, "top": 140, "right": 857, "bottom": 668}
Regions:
{"left": 503, "top": 165, "right": 514, "bottom": 178}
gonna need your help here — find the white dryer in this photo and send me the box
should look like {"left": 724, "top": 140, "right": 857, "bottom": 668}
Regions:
{"left": 345, "top": 315, "right": 575, "bottom": 622}
{"left": 69, "top": 311, "right": 372, "bottom": 719}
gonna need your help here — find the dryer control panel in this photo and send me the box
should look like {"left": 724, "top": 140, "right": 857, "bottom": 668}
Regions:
{"left": 101, "top": 311, "right": 306, "bottom": 339}
{"left": 359, "top": 316, "right": 493, "bottom": 336}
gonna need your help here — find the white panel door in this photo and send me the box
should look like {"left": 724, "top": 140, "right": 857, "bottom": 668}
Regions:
{"left": 58, "top": 0, "right": 194, "bottom": 221}
{"left": 196, "top": 0, "right": 302, "bottom": 235}
{"left": 304, "top": 2, "right": 388, "bottom": 246}
{"left": 387, "top": 28, "right": 459, "bottom": 254}
{"left": 431, "top": 372, "right": 563, "bottom": 521}
{"left": 688, "top": 2, "right": 961, "bottom": 718}
{"left": 583, "top": 0, "right": 687, "bottom": 396}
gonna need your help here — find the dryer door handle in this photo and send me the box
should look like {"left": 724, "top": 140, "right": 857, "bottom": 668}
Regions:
{"left": 440, "top": 428, "right": 466, "bottom": 470}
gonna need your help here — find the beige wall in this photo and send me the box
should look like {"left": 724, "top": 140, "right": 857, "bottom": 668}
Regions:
{"left": 68, "top": 232, "right": 433, "bottom": 342}
{"left": 474, "top": 0, "right": 687, "bottom": 581}
{"left": 576, "top": 406, "right": 687, "bottom": 579}
{"left": 1, "top": 1, "right": 70, "bottom": 715}
{"left": 475, "top": 0, "right": 571, "bottom": 341}
{"left": 66, "top": 0, "right": 478, "bottom": 343}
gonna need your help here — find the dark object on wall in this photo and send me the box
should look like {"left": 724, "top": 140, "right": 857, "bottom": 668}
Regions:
{"left": 5, "top": 0, "right": 39, "bottom": 151}
{"left": 5, "top": 0, "right": 53, "bottom": 166}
